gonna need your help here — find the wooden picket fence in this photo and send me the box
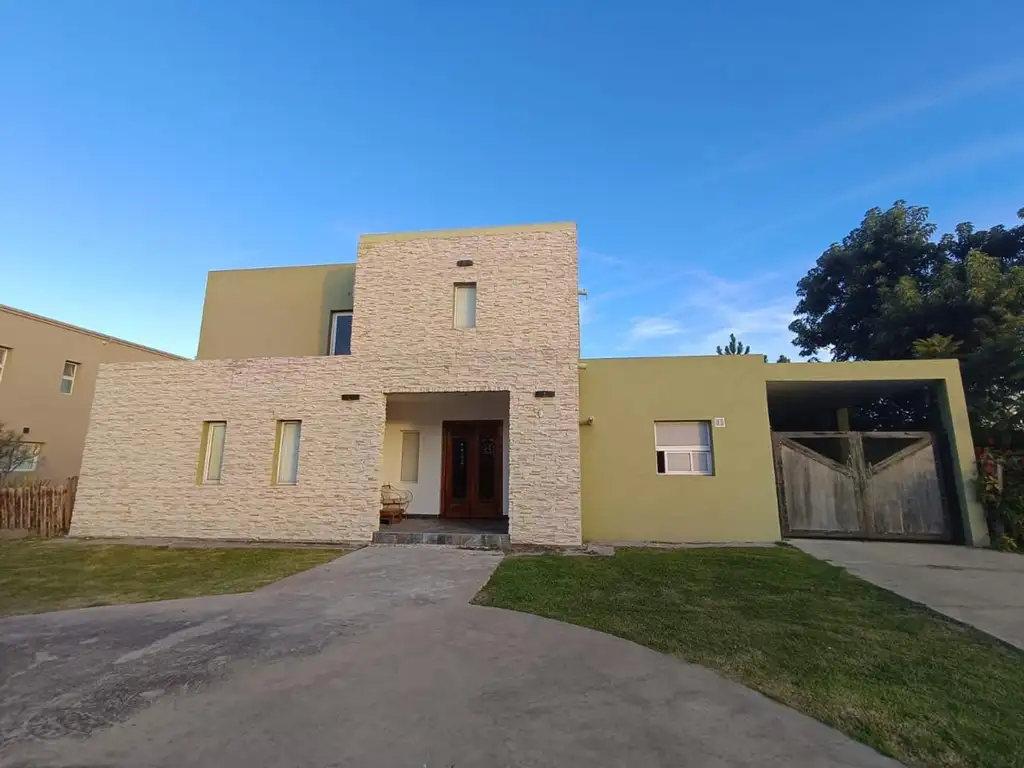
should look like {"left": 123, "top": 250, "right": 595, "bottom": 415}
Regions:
{"left": 0, "top": 476, "right": 78, "bottom": 537}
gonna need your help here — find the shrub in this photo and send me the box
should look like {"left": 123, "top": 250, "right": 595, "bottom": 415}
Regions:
{"left": 977, "top": 446, "right": 1024, "bottom": 550}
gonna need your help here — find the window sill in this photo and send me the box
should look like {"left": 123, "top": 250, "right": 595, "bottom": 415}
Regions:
{"left": 657, "top": 472, "right": 715, "bottom": 477}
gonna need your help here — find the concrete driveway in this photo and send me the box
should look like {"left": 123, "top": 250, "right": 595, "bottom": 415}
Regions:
{"left": 0, "top": 546, "right": 897, "bottom": 768}
{"left": 793, "top": 539, "right": 1024, "bottom": 650}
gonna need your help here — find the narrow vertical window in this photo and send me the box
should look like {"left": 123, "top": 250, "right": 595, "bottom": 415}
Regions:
{"left": 329, "top": 311, "right": 352, "bottom": 355}
{"left": 0, "top": 346, "right": 8, "bottom": 383}
{"left": 275, "top": 420, "right": 302, "bottom": 484}
{"left": 200, "top": 421, "right": 227, "bottom": 484}
{"left": 453, "top": 283, "right": 477, "bottom": 329}
{"left": 60, "top": 361, "right": 78, "bottom": 394}
{"left": 400, "top": 430, "right": 420, "bottom": 482}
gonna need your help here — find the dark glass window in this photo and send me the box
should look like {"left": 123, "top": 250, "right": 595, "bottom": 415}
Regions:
{"left": 452, "top": 437, "right": 469, "bottom": 499}
{"left": 478, "top": 436, "right": 496, "bottom": 500}
{"left": 330, "top": 312, "right": 352, "bottom": 355}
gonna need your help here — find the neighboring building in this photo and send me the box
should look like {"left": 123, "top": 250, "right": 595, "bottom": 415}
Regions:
{"left": 69, "top": 223, "right": 989, "bottom": 547}
{"left": 0, "top": 305, "right": 184, "bottom": 481}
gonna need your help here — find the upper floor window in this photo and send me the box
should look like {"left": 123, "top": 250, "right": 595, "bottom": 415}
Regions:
{"left": 0, "top": 346, "right": 8, "bottom": 383}
{"left": 60, "top": 361, "right": 78, "bottom": 394}
{"left": 329, "top": 311, "right": 352, "bottom": 355}
{"left": 655, "top": 421, "right": 714, "bottom": 475}
{"left": 453, "top": 283, "right": 477, "bottom": 329}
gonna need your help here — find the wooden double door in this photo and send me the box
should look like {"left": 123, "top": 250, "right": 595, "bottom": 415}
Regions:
{"left": 773, "top": 431, "right": 952, "bottom": 541}
{"left": 441, "top": 421, "right": 503, "bottom": 519}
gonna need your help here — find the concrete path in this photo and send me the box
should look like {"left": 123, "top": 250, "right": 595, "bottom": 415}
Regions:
{"left": 1, "top": 546, "right": 898, "bottom": 768}
{"left": 793, "top": 539, "right": 1024, "bottom": 650}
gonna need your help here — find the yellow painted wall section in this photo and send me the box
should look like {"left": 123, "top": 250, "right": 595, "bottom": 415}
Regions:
{"left": 196, "top": 264, "right": 355, "bottom": 359}
{"left": 580, "top": 356, "right": 781, "bottom": 543}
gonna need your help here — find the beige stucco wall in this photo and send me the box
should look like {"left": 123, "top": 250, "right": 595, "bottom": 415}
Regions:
{"left": 196, "top": 264, "right": 355, "bottom": 359}
{"left": 580, "top": 356, "right": 782, "bottom": 543}
{"left": 0, "top": 305, "right": 181, "bottom": 481}
{"left": 73, "top": 224, "right": 582, "bottom": 546}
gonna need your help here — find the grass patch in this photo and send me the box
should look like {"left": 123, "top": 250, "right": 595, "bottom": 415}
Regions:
{"left": 474, "top": 546, "right": 1024, "bottom": 768}
{"left": 0, "top": 539, "right": 346, "bottom": 616}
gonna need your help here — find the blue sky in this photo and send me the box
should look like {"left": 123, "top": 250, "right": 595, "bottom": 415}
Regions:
{"left": 3, "top": 1, "right": 1024, "bottom": 360}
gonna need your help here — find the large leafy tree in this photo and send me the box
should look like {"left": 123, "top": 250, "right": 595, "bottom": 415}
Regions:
{"left": 790, "top": 201, "right": 1024, "bottom": 431}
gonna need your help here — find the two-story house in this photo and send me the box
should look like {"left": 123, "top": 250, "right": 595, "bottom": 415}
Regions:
{"left": 0, "top": 305, "right": 183, "bottom": 482}
{"left": 70, "top": 223, "right": 990, "bottom": 548}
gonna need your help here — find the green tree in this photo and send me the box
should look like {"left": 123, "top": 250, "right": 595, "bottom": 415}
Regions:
{"left": 716, "top": 333, "right": 750, "bottom": 355}
{"left": 790, "top": 202, "right": 1024, "bottom": 431}
{"left": 776, "top": 355, "right": 791, "bottom": 363}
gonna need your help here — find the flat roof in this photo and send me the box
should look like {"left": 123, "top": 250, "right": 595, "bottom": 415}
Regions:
{"left": 360, "top": 221, "right": 576, "bottom": 243}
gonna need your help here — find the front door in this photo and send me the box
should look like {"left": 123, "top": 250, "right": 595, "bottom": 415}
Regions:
{"left": 441, "top": 421, "right": 503, "bottom": 519}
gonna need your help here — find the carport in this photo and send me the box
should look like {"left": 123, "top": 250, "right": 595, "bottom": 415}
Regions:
{"left": 764, "top": 360, "right": 988, "bottom": 546}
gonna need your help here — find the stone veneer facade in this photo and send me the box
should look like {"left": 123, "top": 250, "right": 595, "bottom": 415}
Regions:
{"left": 71, "top": 225, "right": 582, "bottom": 546}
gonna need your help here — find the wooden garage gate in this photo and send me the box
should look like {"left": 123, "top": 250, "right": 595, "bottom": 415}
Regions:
{"left": 772, "top": 431, "right": 952, "bottom": 541}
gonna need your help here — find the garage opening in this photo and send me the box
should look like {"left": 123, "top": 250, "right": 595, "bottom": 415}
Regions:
{"left": 767, "top": 379, "right": 961, "bottom": 543}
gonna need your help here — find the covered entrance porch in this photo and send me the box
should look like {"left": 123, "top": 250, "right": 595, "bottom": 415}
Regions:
{"left": 374, "top": 392, "right": 510, "bottom": 548}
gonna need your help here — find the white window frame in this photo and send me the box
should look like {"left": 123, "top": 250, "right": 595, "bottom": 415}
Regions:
{"left": 202, "top": 421, "right": 227, "bottom": 484}
{"left": 453, "top": 283, "right": 477, "bottom": 329}
{"left": 654, "top": 421, "right": 714, "bottom": 476}
{"left": 0, "top": 346, "right": 8, "bottom": 383}
{"left": 7, "top": 442, "right": 41, "bottom": 473}
{"left": 60, "top": 361, "right": 78, "bottom": 395}
{"left": 275, "top": 420, "right": 302, "bottom": 485}
{"left": 328, "top": 311, "right": 353, "bottom": 356}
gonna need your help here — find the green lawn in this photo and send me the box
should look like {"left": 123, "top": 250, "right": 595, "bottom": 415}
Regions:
{"left": 0, "top": 539, "right": 347, "bottom": 616}
{"left": 475, "top": 546, "right": 1024, "bottom": 768}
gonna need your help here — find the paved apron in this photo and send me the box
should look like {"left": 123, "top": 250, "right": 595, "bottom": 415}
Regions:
{"left": 1, "top": 546, "right": 899, "bottom": 768}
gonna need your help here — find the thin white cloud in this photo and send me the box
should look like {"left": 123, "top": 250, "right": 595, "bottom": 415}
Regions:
{"left": 683, "top": 61, "right": 1024, "bottom": 184}
{"left": 579, "top": 246, "right": 629, "bottom": 267}
{"left": 628, "top": 317, "right": 684, "bottom": 342}
{"left": 708, "top": 132, "right": 1024, "bottom": 260}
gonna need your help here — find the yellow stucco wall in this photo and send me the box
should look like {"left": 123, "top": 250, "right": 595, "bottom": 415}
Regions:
{"left": 580, "top": 356, "right": 988, "bottom": 546}
{"left": 196, "top": 263, "right": 355, "bottom": 359}
{"left": 579, "top": 355, "right": 782, "bottom": 543}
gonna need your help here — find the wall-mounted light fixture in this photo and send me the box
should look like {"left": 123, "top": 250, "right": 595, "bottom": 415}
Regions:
{"left": 457, "top": 259, "right": 474, "bottom": 267}
{"left": 534, "top": 390, "right": 555, "bottom": 398}
{"left": 341, "top": 394, "right": 361, "bottom": 401}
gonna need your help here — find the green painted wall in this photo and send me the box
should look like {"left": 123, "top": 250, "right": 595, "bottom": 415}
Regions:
{"left": 580, "top": 355, "right": 988, "bottom": 546}
{"left": 196, "top": 263, "right": 355, "bottom": 359}
{"left": 579, "top": 355, "right": 782, "bottom": 543}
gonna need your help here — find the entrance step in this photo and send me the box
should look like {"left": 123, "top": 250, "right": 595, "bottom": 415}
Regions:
{"left": 372, "top": 530, "right": 510, "bottom": 551}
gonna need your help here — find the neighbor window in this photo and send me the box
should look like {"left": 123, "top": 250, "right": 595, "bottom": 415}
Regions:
{"left": 60, "top": 361, "right": 78, "bottom": 394}
{"left": 400, "top": 430, "right": 420, "bottom": 482}
{"left": 5, "top": 442, "right": 41, "bottom": 473}
{"left": 329, "top": 311, "right": 352, "bottom": 355}
{"left": 655, "top": 421, "right": 714, "bottom": 475}
{"left": 0, "top": 346, "right": 8, "bottom": 383}
{"left": 199, "top": 421, "right": 227, "bottom": 484}
{"left": 453, "top": 283, "right": 477, "bottom": 329}
{"left": 274, "top": 420, "right": 302, "bottom": 484}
